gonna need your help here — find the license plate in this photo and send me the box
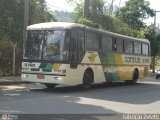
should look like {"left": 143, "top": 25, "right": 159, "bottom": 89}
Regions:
{"left": 37, "top": 74, "right": 45, "bottom": 79}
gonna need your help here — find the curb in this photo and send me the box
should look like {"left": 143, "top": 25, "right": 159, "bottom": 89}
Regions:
{"left": 0, "top": 81, "right": 30, "bottom": 86}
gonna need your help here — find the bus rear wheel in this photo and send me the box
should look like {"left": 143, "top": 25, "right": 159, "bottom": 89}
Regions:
{"left": 125, "top": 69, "right": 139, "bottom": 85}
{"left": 82, "top": 69, "right": 93, "bottom": 89}
{"left": 45, "top": 84, "right": 57, "bottom": 88}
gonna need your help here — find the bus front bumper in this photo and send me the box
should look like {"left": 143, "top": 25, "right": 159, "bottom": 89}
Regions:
{"left": 21, "top": 73, "right": 66, "bottom": 84}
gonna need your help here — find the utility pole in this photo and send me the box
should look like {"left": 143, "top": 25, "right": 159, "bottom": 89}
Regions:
{"left": 83, "top": 0, "right": 90, "bottom": 19}
{"left": 13, "top": 44, "right": 16, "bottom": 75}
{"left": 23, "top": 0, "right": 29, "bottom": 53}
{"left": 109, "top": 0, "right": 114, "bottom": 16}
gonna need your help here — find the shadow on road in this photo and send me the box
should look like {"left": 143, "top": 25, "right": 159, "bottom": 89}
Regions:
{"left": 31, "top": 82, "right": 126, "bottom": 93}
{"left": 1, "top": 81, "right": 160, "bottom": 114}
{"left": 31, "top": 81, "right": 160, "bottom": 105}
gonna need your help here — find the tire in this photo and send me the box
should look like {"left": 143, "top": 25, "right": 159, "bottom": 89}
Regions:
{"left": 82, "top": 70, "right": 93, "bottom": 89}
{"left": 125, "top": 69, "right": 139, "bottom": 85}
{"left": 45, "top": 84, "right": 57, "bottom": 88}
{"left": 132, "top": 69, "right": 138, "bottom": 83}
{"left": 156, "top": 75, "right": 159, "bottom": 79}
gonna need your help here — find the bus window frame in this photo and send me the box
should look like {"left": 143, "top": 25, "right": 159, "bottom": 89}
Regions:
{"left": 142, "top": 43, "right": 150, "bottom": 56}
{"left": 70, "top": 27, "right": 86, "bottom": 68}
{"left": 115, "top": 37, "right": 124, "bottom": 53}
{"left": 100, "top": 34, "right": 113, "bottom": 52}
{"left": 133, "top": 41, "right": 142, "bottom": 55}
{"left": 86, "top": 30, "right": 100, "bottom": 51}
{"left": 124, "top": 39, "right": 134, "bottom": 54}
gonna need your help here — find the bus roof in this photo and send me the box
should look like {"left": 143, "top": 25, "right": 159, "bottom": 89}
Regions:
{"left": 27, "top": 22, "right": 149, "bottom": 43}
{"left": 27, "top": 22, "right": 84, "bottom": 30}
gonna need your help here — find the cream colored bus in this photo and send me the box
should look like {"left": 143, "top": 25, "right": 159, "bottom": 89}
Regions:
{"left": 21, "top": 22, "right": 150, "bottom": 88}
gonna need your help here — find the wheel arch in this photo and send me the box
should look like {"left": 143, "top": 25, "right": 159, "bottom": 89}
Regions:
{"left": 134, "top": 67, "right": 139, "bottom": 75}
{"left": 83, "top": 67, "right": 94, "bottom": 83}
{"left": 133, "top": 67, "right": 139, "bottom": 80}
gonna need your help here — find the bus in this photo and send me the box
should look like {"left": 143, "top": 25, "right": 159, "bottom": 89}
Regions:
{"left": 21, "top": 22, "right": 151, "bottom": 89}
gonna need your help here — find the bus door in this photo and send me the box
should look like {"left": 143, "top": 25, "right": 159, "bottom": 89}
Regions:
{"left": 70, "top": 29, "right": 78, "bottom": 69}
{"left": 70, "top": 27, "right": 85, "bottom": 69}
{"left": 77, "top": 28, "right": 85, "bottom": 63}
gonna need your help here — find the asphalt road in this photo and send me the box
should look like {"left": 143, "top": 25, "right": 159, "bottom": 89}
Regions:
{"left": 0, "top": 77, "right": 160, "bottom": 115}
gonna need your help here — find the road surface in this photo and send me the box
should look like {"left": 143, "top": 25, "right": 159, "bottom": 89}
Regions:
{"left": 0, "top": 78, "right": 160, "bottom": 115}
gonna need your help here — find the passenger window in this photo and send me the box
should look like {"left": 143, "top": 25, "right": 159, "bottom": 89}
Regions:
{"left": 87, "top": 31, "right": 99, "bottom": 50}
{"left": 124, "top": 40, "right": 133, "bottom": 54}
{"left": 102, "top": 36, "right": 112, "bottom": 51}
{"left": 134, "top": 42, "right": 141, "bottom": 54}
{"left": 116, "top": 39, "right": 123, "bottom": 52}
{"left": 142, "top": 44, "right": 149, "bottom": 55}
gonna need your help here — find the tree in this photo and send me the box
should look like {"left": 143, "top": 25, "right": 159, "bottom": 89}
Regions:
{"left": 116, "top": 0, "right": 154, "bottom": 30}
{"left": 29, "top": 0, "right": 56, "bottom": 24}
{"left": 68, "top": 0, "right": 144, "bottom": 38}
{"left": 0, "top": 0, "right": 56, "bottom": 75}
{"left": 144, "top": 25, "right": 160, "bottom": 72}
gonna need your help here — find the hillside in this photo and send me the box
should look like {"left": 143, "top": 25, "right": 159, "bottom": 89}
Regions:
{"left": 53, "top": 10, "right": 74, "bottom": 22}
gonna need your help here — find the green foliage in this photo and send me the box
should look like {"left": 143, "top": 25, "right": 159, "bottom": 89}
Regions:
{"left": 77, "top": 18, "right": 99, "bottom": 28}
{"left": 143, "top": 25, "right": 158, "bottom": 56}
{"left": 71, "top": 0, "right": 144, "bottom": 38}
{"left": 0, "top": 0, "right": 55, "bottom": 76}
{"left": 116, "top": 0, "right": 154, "bottom": 30}
{"left": 69, "top": 0, "right": 158, "bottom": 72}
{"left": 143, "top": 25, "right": 160, "bottom": 71}
{"left": 29, "top": 0, "right": 56, "bottom": 24}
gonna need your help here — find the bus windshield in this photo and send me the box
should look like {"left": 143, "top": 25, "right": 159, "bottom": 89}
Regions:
{"left": 24, "top": 30, "right": 69, "bottom": 61}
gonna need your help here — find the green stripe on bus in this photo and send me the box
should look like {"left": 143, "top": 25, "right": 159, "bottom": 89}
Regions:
{"left": 99, "top": 52, "right": 116, "bottom": 64}
{"left": 39, "top": 63, "right": 48, "bottom": 69}
{"left": 39, "top": 63, "right": 52, "bottom": 70}
{"left": 104, "top": 72, "right": 120, "bottom": 82}
{"left": 99, "top": 52, "right": 121, "bottom": 82}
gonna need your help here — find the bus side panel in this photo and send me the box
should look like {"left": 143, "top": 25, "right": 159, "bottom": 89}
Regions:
{"left": 81, "top": 52, "right": 106, "bottom": 83}
{"left": 98, "top": 52, "right": 150, "bottom": 81}
{"left": 117, "top": 66, "right": 145, "bottom": 80}
{"left": 98, "top": 52, "right": 121, "bottom": 82}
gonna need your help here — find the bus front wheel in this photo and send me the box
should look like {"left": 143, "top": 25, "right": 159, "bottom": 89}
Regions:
{"left": 45, "top": 84, "right": 57, "bottom": 89}
{"left": 82, "top": 69, "right": 93, "bottom": 89}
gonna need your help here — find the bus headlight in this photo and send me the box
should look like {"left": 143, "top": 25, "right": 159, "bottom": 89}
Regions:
{"left": 22, "top": 74, "right": 28, "bottom": 79}
{"left": 54, "top": 77, "right": 62, "bottom": 80}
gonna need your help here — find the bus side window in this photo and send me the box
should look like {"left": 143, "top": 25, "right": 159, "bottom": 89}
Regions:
{"left": 134, "top": 42, "right": 141, "bottom": 54}
{"left": 124, "top": 40, "right": 133, "bottom": 54}
{"left": 102, "top": 35, "right": 112, "bottom": 51}
{"left": 142, "top": 44, "right": 149, "bottom": 55}
{"left": 116, "top": 39, "right": 124, "bottom": 53}
{"left": 86, "top": 31, "right": 99, "bottom": 50}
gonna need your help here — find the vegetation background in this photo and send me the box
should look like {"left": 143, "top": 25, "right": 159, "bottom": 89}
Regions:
{"left": 0, "top": 0, "right": 159, "bottom": 76}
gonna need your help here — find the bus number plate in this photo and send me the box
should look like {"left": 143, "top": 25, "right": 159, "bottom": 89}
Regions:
{"left": 37, "top": 74, "right": 45, "bottom": 79}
